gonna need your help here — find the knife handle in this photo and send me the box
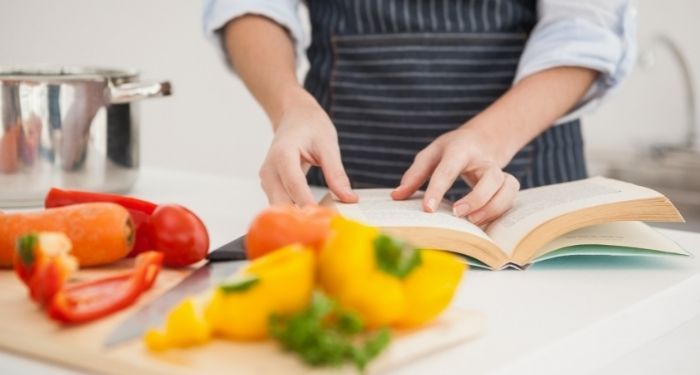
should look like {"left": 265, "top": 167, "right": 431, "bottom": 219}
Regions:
{"left": 207, "top": 236, "right": 248, "bottom": 262}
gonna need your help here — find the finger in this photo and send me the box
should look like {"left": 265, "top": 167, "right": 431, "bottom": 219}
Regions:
{"left": 464, "top": 174, "right": 519, "bottom": 225}
{"left": 318, "top": 142, "right": 357, "bottom": 203}
{"left": 452, "top": 166, "right": 505, "bottom": 217}
{"left": 460, "top": 167, "right": 484, "bottom": 188}
{"left": 276, "top": 153, "right": 316, "bottom": 206}
{"left": 423, "top": 156, "right": 465, "bottom": 212}
{"left": 259, "top": 167, "right": 293, "bottom": 205}
{"left": 391, "top": 147, "right": 440, "bottom": 201}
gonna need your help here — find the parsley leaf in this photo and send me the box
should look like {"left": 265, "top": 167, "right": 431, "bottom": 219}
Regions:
{"left": 270, "top": 292, "right": 391, "bottom": 371}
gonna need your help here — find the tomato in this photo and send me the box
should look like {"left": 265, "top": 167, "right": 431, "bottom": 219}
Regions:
{"left": 148, "top": 205, "right": 209, "bottom": 267}
{"left": 245, "top": 205, "right": 335, "bottom": 259}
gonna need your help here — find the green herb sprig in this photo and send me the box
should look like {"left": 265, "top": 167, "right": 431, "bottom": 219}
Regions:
{"left": 269, "top": 292, "right": 391, "bottom": 371}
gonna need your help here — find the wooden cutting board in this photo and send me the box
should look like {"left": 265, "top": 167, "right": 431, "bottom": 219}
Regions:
{"left": 0, "top": 261, "right": 484, "bottom": 374}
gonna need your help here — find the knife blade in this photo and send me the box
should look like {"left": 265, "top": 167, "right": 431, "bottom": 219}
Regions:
{"left": 103, "top": 235, "right": 248, "bottom": 348}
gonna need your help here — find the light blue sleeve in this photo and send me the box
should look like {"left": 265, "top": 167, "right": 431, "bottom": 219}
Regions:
{"left": 202, "top": 0, "right": 304, "bottom": 69}
{"left": 514, "top": 0, "right": 638, "bottom": 124}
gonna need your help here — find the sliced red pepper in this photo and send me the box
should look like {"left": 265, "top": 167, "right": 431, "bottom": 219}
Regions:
{"left": 44, "top": 188, "right": 158, "bottom": 256}
{"left": 48, "top": 251, "right": 163, "bottom": 324}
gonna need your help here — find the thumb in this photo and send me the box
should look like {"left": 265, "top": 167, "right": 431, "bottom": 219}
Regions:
{"left": 318, "top": 143, "right": 357, "bottom": 203}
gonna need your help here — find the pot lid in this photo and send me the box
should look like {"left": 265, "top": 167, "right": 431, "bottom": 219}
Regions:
{"left": 0, "top": 66, "right": 138, "bottom": 81}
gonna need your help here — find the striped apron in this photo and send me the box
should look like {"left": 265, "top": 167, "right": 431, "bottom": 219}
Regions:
{"left": 304, "top": 0, "right": 587, "bottom": 201}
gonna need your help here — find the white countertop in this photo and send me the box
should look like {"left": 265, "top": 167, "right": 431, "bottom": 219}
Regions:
{"left": 3, "top": 167, "right": 700, "bottom": 375}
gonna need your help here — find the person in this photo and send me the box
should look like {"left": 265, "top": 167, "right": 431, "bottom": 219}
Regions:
{"left": 203, "top": 0, "right": 636, "bottom": 225}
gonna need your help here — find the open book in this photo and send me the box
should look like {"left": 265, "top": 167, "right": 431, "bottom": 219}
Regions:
{"left": 322, "top": 177, "right": 689, "bottom": 270}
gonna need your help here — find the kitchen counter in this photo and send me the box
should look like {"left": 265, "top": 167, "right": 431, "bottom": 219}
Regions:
{"left": 2, "top": 167, "right": 700, "bottom": 375}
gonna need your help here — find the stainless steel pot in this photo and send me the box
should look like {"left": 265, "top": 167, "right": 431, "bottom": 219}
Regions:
{"left": 0, "top": 66, "right": 171, "bottom": 207}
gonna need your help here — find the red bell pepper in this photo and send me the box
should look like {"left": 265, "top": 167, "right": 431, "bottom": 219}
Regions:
{"left": 44, "top": 188, "right": 158, "bottom": 214}
{"left": 45, "top": 188, "right": 158, "bottom": 256}
{"left": 48, "top": 251, "right": 163, "bottom": 324}
{"left": 14, "top": 232, "right": 78, "bottom": 306}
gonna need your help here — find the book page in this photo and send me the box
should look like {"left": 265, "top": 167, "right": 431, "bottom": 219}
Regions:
{"left": 485, "top": 177, "right": 664, "bottom": 255}
{"left": 535, "top": 221, "right": 690, "bottom": 258}
{"left": 332, "top": 189, "right": 492, "bottom": 242}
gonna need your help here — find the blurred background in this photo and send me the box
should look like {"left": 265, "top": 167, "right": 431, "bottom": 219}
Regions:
{"left": 0, "top": 0, "right": 698, "bottom": 229}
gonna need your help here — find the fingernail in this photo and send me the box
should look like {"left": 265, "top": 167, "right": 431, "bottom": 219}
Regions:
{"left": 453, "top": 203, "right": 470, "bottom": 217}
{"left": 468, "top": 212, "right": 484, "bottom": 223}
{"left": 390, "top": 190, "right": 399, "bottom": 200}
{"left": 339, "top": 190, "right": 357, "bottom": 203}
{"left": 426, "top": 198, "right": 437, "bottom": 212}
{"left": 339, "top": 182, "right": 354, "bottom": 196}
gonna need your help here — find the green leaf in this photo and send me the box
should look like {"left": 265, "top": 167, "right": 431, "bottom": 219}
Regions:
{"left": 219, "top": 275, "right": 260, "bottom": 294}
{"left": 350, "top": 328, "right": 391, "bottom": 371}
{"left": 16, "top": 233, "right": 38, "bottom": 266}
{"left": 308, "top": 291, "right": 335, "bottom": 319}
{"left": 336, "top": 310, "right": 363, "bottom": 335}
{"left": 269, "top": 291, "right": 391, "bottom": 371}
{"left": 363, "top": 328, "right": 391, "bottom": 360}
{"left": 374, "top": 234, "right": 422, "bottom": 278}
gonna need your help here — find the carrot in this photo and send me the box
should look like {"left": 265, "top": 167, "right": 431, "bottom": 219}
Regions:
{"left": 0, "top": 203, "right": 134, "bottom": 267}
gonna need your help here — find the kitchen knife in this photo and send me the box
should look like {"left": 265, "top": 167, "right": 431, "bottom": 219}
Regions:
{"left": 103, "top": 235, "right": 248, "bottom": 348}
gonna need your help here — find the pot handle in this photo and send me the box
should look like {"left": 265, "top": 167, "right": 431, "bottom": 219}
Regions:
{"left": 107, "top": 80, "right": 172, "bottom": 104}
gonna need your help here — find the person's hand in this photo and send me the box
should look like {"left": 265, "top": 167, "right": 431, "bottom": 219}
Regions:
{"left": 391, "top": 126, "right": 520, "bottom": 226}
{"left": 259, "top": 90, "right": 357, "bottom": 206}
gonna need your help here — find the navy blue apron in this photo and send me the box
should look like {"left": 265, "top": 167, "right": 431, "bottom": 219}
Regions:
{"left": 304, "top": 0, "right": 587, "bottom": 201}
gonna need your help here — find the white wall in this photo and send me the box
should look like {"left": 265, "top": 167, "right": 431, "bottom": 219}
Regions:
{"left": 1, "top": 0, "right": 698, "bottom": 181}
{"left": 0, "top": 0, "right": 272, "bottom": 179}
{"left": 584, "top": 0, "right": 700, "bottom": 153}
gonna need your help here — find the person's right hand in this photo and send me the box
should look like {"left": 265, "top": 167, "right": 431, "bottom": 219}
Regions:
{"left": 259, "top": 90, "right": 357, "bottom": 206}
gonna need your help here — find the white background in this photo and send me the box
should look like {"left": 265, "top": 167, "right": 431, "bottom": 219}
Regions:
{"left": 0, "top": 0, "right": 698, "bottom": 180}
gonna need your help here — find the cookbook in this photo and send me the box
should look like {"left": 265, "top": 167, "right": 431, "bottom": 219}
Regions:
{"left": 322, "top": 177, "right": 689, "bottom": 270}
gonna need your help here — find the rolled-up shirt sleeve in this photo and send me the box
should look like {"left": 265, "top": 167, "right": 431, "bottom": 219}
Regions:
{"left": 202, "top": 0, "right": 305, "bottom": 69}
{"left": 514, "top": 0, "right": 637, "bottom": 124}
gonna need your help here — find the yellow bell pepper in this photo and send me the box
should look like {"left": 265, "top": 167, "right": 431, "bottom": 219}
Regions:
{"left": 206, "top": 243, "right": 315, "bottom": 341}
{"left": 395, "top": 250, "right": 466, "bottom": 327}
{"left": 319, "top": 217, "right": 466, "bottom": 329}
{"left": 144, "top": 298, "right": 210, "bottom": 351}
{"left": 143, "top": 244, "right": 315, "bottom": 350}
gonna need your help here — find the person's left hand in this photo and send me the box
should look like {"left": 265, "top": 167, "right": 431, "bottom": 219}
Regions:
{"left": 391, "top": 126, "right": 520, "bottom": 226}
